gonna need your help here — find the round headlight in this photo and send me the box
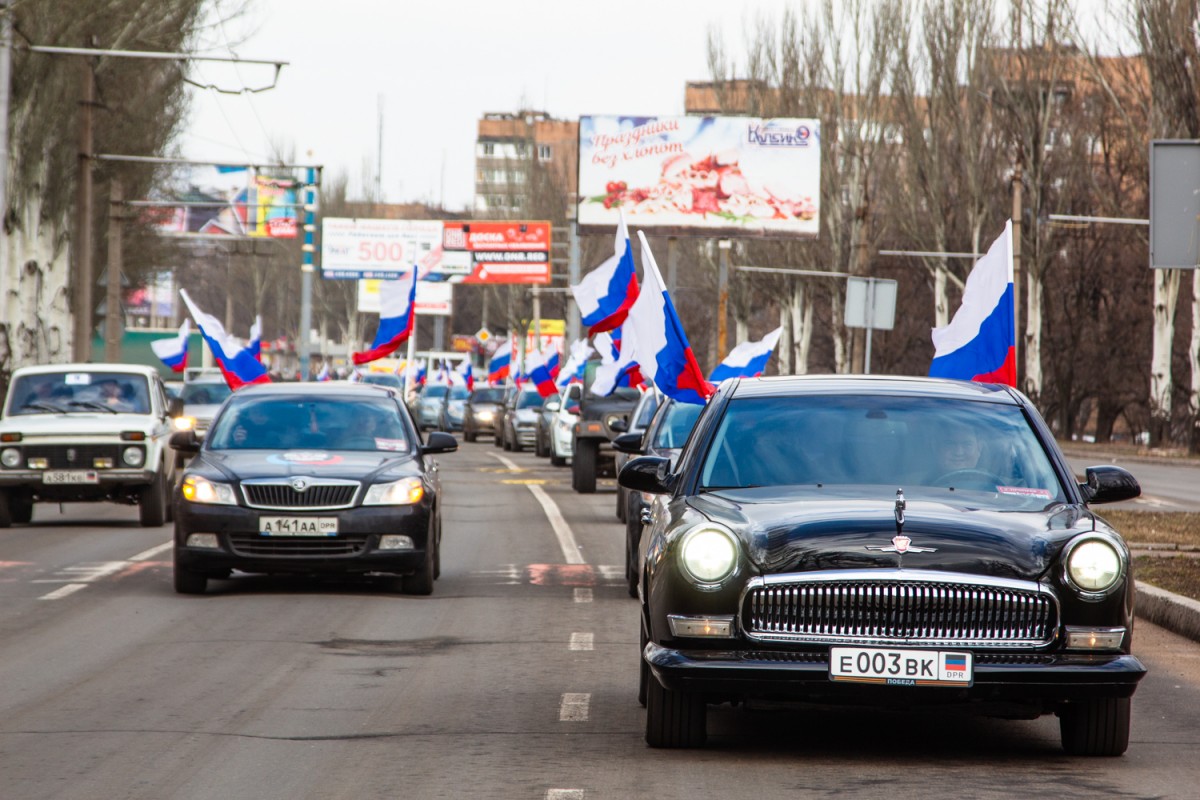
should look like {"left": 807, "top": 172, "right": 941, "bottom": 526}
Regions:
{"left": 679, "top": 526, "right": 739, "bottom": 585}
{"left": 122, "top": 446, "right": 146, "bottom": 467}
{"left": 1065, "top": 537, "right": 1123, "bottom": 594}
{"left": 1, "top": 447, "right": 21, "bottom": 468}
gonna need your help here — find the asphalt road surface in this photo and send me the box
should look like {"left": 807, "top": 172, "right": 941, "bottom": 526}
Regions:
{"left": 1, "top": 441, "right": 1199, "bottom": 800}
{"left": 1067, "top": 455, "right": 1200, "bottom": 512}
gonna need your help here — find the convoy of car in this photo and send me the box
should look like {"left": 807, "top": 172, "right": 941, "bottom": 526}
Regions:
{"left": 0, "top": 361, "right": 1152, "bottom": 758}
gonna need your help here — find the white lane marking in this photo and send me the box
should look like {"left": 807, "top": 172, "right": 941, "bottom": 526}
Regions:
{"left": 597, "top": 564, "right": 622, "bottom": 581}
{"left": 546, "top": 791, "right": 585, "bottom": 800}
{"left": 559, "top": 693, "right": 591, "bottom": 722}
{"left": 527, "top": 484, "right": 585, "bottom": 565}
{"left": 39, "top": 583, "right": 88, "bottom": 601}
{"left": 488, "top": 452, "right": 522, "bottom": 471}
{"left": 32, "top": 560, "right": 130, "bottom": 584}
{"left": 573, "top": 588, "right": 593, "bottom": 603}
{"left": 130, "top": 542, "right": 172, "bottom": 561}
{"left": 569, "top": 632, "right": 594, "bottom": 651}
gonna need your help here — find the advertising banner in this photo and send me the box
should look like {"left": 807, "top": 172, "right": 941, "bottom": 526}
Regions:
{"left": 147, "top": 166, "right": 298, "bottom": 239}
{"left": 357, "top": 279, "right": 452, "bottom": 316}
{"left": 322, "top": 218, "right": 443, "bottom": 279}
{"left": 577, "top": 115, "right": 820, "bottom": 237}
{"left": 442, "top": 221, "right": 552, "bottom": 284}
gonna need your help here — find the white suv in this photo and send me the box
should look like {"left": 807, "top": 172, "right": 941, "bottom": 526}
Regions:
{"left": 0, "top": 363, "right": 183, "bottom": 527}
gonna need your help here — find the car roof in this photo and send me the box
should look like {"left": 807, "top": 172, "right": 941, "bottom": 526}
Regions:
{"left": 230, "top": 382, "right": 399, "bottom": 399}
{"left": 11, "top": 363, "right": 161, "bottom": 379}
{"left": 727, "top": 375, "right": 1020, "bottom": 404}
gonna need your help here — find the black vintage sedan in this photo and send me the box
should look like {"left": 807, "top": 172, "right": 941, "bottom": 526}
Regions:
{"left": 621, "top": 375, "right": 1145, "bottom": 755}
{"left": 170, "top": 383, "right": 456, "bottom": 595}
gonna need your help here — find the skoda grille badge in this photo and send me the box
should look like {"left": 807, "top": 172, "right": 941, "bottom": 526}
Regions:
{"left": 290, "top": 477, "right": 310, "bottom": 493}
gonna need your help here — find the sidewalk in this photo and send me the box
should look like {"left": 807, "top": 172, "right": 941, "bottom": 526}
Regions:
{"left": 1137, "top": 581, "right": 1200, "bottom": 643}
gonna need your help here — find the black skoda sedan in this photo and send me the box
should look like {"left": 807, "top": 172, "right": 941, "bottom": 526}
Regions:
{"left": 621, "top": 375, "right": 1145, "bottom": 755}
{"left": 170, "top": 383, "right": 456, "bottom": 595}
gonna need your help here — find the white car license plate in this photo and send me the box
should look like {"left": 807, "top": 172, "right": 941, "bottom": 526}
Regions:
{"left": 42, "top": 470, "right": 99, "bottom": 485}
{"left": 258, "top": 517, "right": 338, "bottom": 536}
{"left": 829, "top": 647, "right": 973, "bottom": 687}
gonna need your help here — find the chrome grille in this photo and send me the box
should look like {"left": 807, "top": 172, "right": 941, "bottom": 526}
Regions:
{"left": 21, "top": 445, "right": 121, "bottom": 469}
{"left": 241, "top": 478, "right": 359, "bottom": 510}
{"left": 741, "top": 570, "right": 1058, "bottom": 648}
{"left": 229, "top": 534, "right": 368, "bottom": 557}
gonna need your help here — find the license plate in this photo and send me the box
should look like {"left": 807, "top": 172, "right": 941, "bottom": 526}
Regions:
{"left": 829, "top": 647, "right": 973, "bottom": 687}
{"left": 42, "top": 470, "right": 99, "bottom": 485}
{"left": 258, "top": 517, "right": 338, "bottom": 536}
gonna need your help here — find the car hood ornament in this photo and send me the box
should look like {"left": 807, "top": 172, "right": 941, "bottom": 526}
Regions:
{"left": 865, "top": 488, "right": 936, "bottom": 554}
{"left": 894, "top": 487, "right": 906, "bottom": 530}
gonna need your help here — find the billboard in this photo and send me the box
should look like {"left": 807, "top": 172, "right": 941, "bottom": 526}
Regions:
{"left": 147, "top": 166, "right": 298, "bottom": 238}
{"left": 577, "top": 115, "right": 820, "bottom": 237}
{"left": 442, "top": 221, "right": 551, "bottom": 284}
{"left": 322, "top": 218, "right": 443, "bottom": 279}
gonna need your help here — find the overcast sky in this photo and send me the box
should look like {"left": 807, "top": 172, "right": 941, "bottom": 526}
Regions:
{"left": 179, "top": 0, "right": 786, "bottom": 209}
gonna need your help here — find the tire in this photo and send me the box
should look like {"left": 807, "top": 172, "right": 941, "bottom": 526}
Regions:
{"left": 11, "top": 495, "right": 34, "bottom": 525}
{"left": 645, "top": 673, "right": 706, "bottom": 748}
{"left": 510, "top": 433, "right": 523, "bottom": 453}
{"left": 626, "top": 514, "right": 641, "bottom": 598}
{"left": 573, "top": 439, "right": 598, "bottom": 494}
{"left": 173, "top": 549, "right": 208, "bottom": 595}
{"left": 502, "top": 427, "right": 513, "bottom": 451}
{"left": 402, "top": 536, "right": 436, "bottom": 595}
{"left": 617, "top": 486, "right": 626, "bottom": 521}
{"left": 464, "top": 430, "right": 477, "bottom": 443}
{"left": 534, "top": 430, "right": 546, "bottom": 457}
{"left": 1059, "top": 697, "right": 1131, "bottom": 756}
{"left": 493, "top": 428, "right": 503, "bottom": 448}
{"left": 0, "top": 490, "right": 12, "bottom": 528}
{"left": 550, "top": 452, "right": 566, "bottom": 467}
{"left": 139, "top": 469, "right": 168, "bottom": 527}
{"left": 639, "top": 620, "right": 650, "bottom": 707}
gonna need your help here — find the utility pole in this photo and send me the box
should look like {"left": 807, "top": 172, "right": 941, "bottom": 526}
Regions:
{"left": 73, "top": 55, "right": 96, "bottom": 362}
{"left": 104, "top": 178, "right": 123, "bottom": 361}
{"left": 298, "top": 166, "right": 318, "bottom": 380}
{"left": 717, "top": 239, "right": 731, "bottom": 362}
{"left": 567, "top": 221, "right": 581, "bottom": 342}
{"left": 1011, "top": 162, "right": 1023, "bottom": 384}
{"left": 0, "top": 1, "right": 11, "bottom": 316}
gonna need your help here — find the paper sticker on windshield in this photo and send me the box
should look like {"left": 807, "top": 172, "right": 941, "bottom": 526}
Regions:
{"left": 65, "top": 373, "right": 92, "bottom": 385}
{"left": 997, "top": 486, "right": 1052, "bottom": 499}
{"left": 375, "top": 438, "right": 408, "bottom": 452}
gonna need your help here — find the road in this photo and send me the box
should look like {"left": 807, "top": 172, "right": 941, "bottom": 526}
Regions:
{"left": 1066, "top": 454, "right": 1200, "bottom": 511}
{"left": 1, "top": 441, "right": 1198, "bottom": 799}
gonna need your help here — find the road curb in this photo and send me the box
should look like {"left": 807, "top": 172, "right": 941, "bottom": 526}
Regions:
{"left": 1137, "top": 581, "right": 1200, "bottom": 643}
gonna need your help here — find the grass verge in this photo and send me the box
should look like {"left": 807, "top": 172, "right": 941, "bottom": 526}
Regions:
{"left": 1094, "top": 510, "right": 1200, "bottom": 548}
{"left": 1135, "top": 556, "right": 1200, "bottom": 603}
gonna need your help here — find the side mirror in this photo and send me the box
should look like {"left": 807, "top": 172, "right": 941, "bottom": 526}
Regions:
{"left": 169, "top": 429, "right": 201, "bottom": 454}
{"left": 544, "top": 398, "right": 561, "bottom": 412}
{"left": 619, "top": 455, "right": 674, "bottom": 495}
{"left": 167, "top": 396, "right": 184, "bottom": 417}
{"left": 610, "top": 418, "right": 628, "bottom": 433}
{"left": 612, "top": 431, "right": 644, "bottom": 455}
{"left": 1080, "top": 465, "right": 1141, "bottom": 504}
{"left": 422, "top": 431, "right": 459, "bottom": 454}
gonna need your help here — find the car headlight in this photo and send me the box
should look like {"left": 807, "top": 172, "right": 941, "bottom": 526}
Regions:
{"left": 678, "top": 524, "right": 740, "bottom": 586}
{"left": 173, "top": 416, "right": 196, "bottom": 431}
{"left": 363, "top": 476, "right": 425, "bottom": 506}
{"left": 1, "top": 447, "right": 20, "bottom": 468}
{"left": 181, "top": 475, "right": 237, "bottom": 505}
{"left": 122, "top": 446, "right": 146, "bottom": 467}
{"left": 1063, "top": 534, "right": 1125, "bottom": 597}
{"left": 476, "top": 410, "right": 494, "bottom": 421}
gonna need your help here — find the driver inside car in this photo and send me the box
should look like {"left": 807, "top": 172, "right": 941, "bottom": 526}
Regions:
{"left": 937, "top": 422, "right": 983, "bottom": 473}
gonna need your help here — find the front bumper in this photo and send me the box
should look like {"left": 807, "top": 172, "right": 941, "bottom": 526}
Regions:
{"left": 174, "top": 500, "right": 432, "bottom": 576}
{"left": 513, "top": 425, "right": 537, "bottom": 447}
{"left": 553, "top": 426, "right": 574, "bottom": 457}
{"left": 645, "top": 643, "right": 1146, "bottom": 706}
{"left": 0, "top": 468, "right": 156, "bottom": 499}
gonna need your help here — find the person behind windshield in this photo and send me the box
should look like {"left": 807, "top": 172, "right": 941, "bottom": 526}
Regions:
{"left": 97, "top": 380, "right": 126, "bottom": 408}
{"left": 935, "top": 421, "right": 983, "bottom": 474}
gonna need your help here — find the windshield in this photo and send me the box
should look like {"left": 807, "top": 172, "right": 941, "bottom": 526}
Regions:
{"left": 517, "top": 391, "right": 544, "bottom": 410}
{"left": 699, "top": 395, "right": 1065, "bottom": 509}
{"left": 363, "top": 373, "right": 402, "bottom": 389}
{"left": 421, "top": 385, "right": 450, "bottom": 399}
{"left": 448, "top": 386, "right": 469, "bottom": 400}
{"left": 7, "top": 371, "right": 152, "bottom": 415}
{"left": 207, "top": 396, "right": 410, "bottom": 453}
{"left": 653, "top": 402, "right": 703, "bottom": 450}
{"left": 181, "top": 382, "right": 233, "bottom": 405}
{"left": 470, "top": 388, "right": 504, "bottom": 403}
{"left": 634, "top": 393, "right": 660, "bottom": 428}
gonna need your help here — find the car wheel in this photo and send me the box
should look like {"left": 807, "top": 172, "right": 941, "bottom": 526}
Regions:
{"left": 10, "top": 494, "right": 33, "bottom": 525}
{"left": 574, "top": 439, "right": 598, "bottom": 494}
{"left": 617, "top": 486, "right": 626, "bottom": 521}
{"left": 465, "top": 430, "right": 477, "bottom": 443}
{"left": 550, "top": 452, "right": 567, "bottom": 467}
{"left": 0, "top": 490, "right": 12, "bottom": 528}
{"left": 638, "top": 619, "right": 649, "bottom": 707}
{"left": 139, "top": 469, "right": 168, "bottom": 527}
{"left": 1059, "top": 697, "right": 1131, "bottom": 756}
{"left": 493, "top": 428, "right": 503, "bottom": 448}
{"left": 645, "top": 671, "right": 706, "bottom": 748}
{"left": 403, "top": 539, "right": 436, "bottom": 595}
{"left": 510, "top": 432, "right": 523, "bottom": 453}
{"left": 173, "top": 548, "right": 208, "bottom": 595}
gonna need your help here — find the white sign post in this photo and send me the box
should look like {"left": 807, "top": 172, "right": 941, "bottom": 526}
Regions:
{"left": 844, "top": 277, "right": 898, "bottom": 375}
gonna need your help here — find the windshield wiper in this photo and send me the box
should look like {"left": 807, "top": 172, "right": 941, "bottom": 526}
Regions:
{"left": 20, "top": 401, "right": 67, "bottom": 414}
{"left": 701, "top": 484, "right": 762, "bottom": 492}
{"left": 68, "top": 400, "right": 118, "bottom": 414}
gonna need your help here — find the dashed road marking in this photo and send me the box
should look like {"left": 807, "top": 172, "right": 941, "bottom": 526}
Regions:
{"left": 558, "top": 692, "right": 590, "bottom": 722}
{"left": 39, "top": 583, "right": 87, "bottom": 601}
{"left": 546, "top": 791, "right": 585, "bottom": 800}
{"left": 130, "top": 542, "right": 172, "bottom": 561}
{"left": 34, "top": 542, "right": 171, "bottom": 599}
{"left": 569, "top": 632, "right": 594, "bottom": 651}
{"left": 527, "top": 484, "right": 585, "bottom": 565}
{"left": 488, "top": 453, "right": 522, "bottom": 471}
{"left": 573, "top": 588, "right": 593, "bottom": 603}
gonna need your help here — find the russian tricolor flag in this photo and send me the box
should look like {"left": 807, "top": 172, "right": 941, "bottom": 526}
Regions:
{"left": 150, "top": 320, "right": 190, "bottom": 373}
{"left": 248, "top": 315, "right": 263, "bottom": 363}
{"left": 527, "top": 349, "right": 558, "bottom": 398}
{"left": 180, "top": 290, "right": 271, "bottom": 390}
{"left": 354, "top": 268, "right": 418, "bottom": 365}
{"left": 455, "top": 360, "right": 474, "bottom": 391}
{"left": 929, "top": 221, "right": 1016, "bottom": 386}
{"left": 571, "top": 209, "right": 639, "bottom": 334}
{"left": 488, "top": 338, "right": 512, "bottom": 383}
{"left": 710, "top": 327, "right": 783, "bottom": 382}
{"left": 615, "top": 232, "right": 713, "bottom": 405}
{"left": 556, "top": 339, "right": 593, "bottom": 389}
